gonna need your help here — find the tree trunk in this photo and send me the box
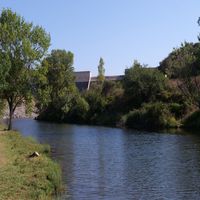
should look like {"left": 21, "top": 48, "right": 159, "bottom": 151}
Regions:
{"left": 7, "top": 99, "right": 14, "bottom": 130}
{"left": 8, "top": 110, "right": 13, "bottom": 130}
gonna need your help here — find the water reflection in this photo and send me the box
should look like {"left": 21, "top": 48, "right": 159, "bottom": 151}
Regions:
{"left": 12, "top": 119, "right": 200, "bottom": 200}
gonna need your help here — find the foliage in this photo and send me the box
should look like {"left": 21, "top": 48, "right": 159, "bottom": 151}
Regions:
{"left": 123, "top": 60, "right": 168, "bottom": 108}
{"left": 102, "top": 80, "right": 123, "bottom": 99}
{"left": 66, "top": 95, "right": 89, "bottom": 123}
{"left": 45, "top": 50, "right": 75, "bottom": 112}
{"left": 159, "top": 42, "right": 200, "bottom": 78}
{"left": 0, "top": 129, "right": 62, "bottom": 200}
{"left": 183, "top": 110, "right": 200, "bottom": 130}
{"left": 83, "top": 89, "right": 107, "bottom": 123}
{"left": 32, "top": 62, "right": 51, "bottom": 113}
{"left": 80, "top": 80, "right": 124, "bottom": 125}
{"left": 124, "top": 102, "right": 179, "bottom": 130}
{"left": 157, "top": 88, "right": 190, "bottom": 118}
{"left": 35, "top": 49, "right": 77, "bottom": 121}
{"left": 0, "top": 9, "right": 50, "bottom": 129}
{"left": 0, "top": 99, "right": 5, "bottom": 118}
{"left": 1, "top": 8, "right": 199, "bottom": 131}
{"left": 97, "top": 57, "right": 105, "bottom": 83}
{"left": 159, "top": 42, "right": 200, "bottom": 108}
{"left": 176, "top": 76, "right": 200, "bottom": 108}
{"left": 169, "top": 103, "right": 187, "bottom": 119}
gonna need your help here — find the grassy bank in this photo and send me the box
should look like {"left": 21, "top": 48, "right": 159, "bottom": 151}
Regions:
{"left": 0, "top": 125, "right": 62, "bottom": 200}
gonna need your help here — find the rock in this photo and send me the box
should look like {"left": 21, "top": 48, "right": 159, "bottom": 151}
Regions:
{"left": 29, "top": 151, "right": 40, "bottom": 158}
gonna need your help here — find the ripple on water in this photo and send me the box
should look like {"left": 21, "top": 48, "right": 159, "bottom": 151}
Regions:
{"left": 12, "top": 119, "right": 200, "bottom": 200}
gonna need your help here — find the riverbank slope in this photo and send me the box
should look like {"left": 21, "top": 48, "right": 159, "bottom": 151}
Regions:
{"left": 0, "top": 125, "right": 62, "bottom": 200}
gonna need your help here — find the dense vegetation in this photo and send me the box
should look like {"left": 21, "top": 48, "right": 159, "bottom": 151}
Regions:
{"left": 0, "top": 9, "right": 50, "bottom": 130}
{"left": 34, "top": 49, "right": 79, "bottom": 122}
{"left": 34, "top": 55, "right": 196, "bottom": 130}
{"left": 1, "top": 9, "right": 200, "bottom": 131}
{"left": 0, "top": 126, "right": 62, "bottom": 200}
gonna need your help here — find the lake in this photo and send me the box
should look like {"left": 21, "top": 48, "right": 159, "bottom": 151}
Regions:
{"left": 12, "top": 119, "right": 200, "bottom": 200}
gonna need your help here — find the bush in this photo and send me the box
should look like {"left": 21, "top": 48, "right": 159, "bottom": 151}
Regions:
{"left": 66, "top": 96, "right": 89, "bottom": 123}
{"left": 169, "top": 103, "right": 185, "bottom": 118}
{"left": 125, "top": 102, "right": 179, "bottom": 130}
{"left": 183, "top": 110, "right": 200, "bottom": 129}
{"left": 84, "top": 90, "right": 107, "bottom": 123}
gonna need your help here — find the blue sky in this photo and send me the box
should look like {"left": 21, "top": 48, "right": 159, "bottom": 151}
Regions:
{"left": 1, "top": 1, "right": 200, "bottom": 75}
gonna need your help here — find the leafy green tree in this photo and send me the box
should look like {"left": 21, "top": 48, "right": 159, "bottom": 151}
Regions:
{"left": 36, "top": 49, "right": 77, "bottom": 121}
{"left": 83, "top": 89, "right": 107, "bottom": 123}
{"left": 66, "top": 95, "right": 89, "bottom": 123}
{"left": 0, "top": 9, "right": 50, "bottom": 129}
{"left": 81, "top": 80, "right": 124, "bottom": 125}
{"left": 172, "top": 22, "right": 200, "bottom": 108}
{"left": 101, "top": 80, "right": 124, "bottom": 111}
{"left": 174, "top": 22, "right": 200, "bottom": 108}
{"left": 97, "top": 57, "right": 105, "bottom": 83}
{"left": 159, "top": 42, "right": 200, "bottom": 78}
{"left": 32, "top": 62, "right": 51, "bottom": 113}
{"left": 0, "top": 99, "right": 5, "bottom": 118}
{"left": 124, "top": 60, "right": 167, "bottom": 108}
{"left": 159, "top": 42, "right": 200, "bottom": 108}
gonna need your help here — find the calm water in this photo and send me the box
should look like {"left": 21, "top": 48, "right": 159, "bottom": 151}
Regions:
{"left": 12, "top": 119, "right": 200, "bottom": 200}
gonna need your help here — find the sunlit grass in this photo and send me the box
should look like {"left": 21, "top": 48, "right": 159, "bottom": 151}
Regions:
{"left": 0, "top": 130, "right": 62, "bottom": 200}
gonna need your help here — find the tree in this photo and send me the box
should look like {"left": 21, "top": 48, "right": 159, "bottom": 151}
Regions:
{"left": 97, "top": 57, "right": 105, "bottom": 83}
{"left": 176, "top": 74, "right": 200, "bottom": 108}
{"left": 66, "top": 95, "right": 89, "bottom": 123}
{"left": 84, "top": 89, "right": 107, "bottom": 123}
{"left": 124, "top": 60, "right": 167, "bottom": 108}
{"left": 0, "top": 99, "right": 5, "bottom": 118}
{"left": 174, "top": 21, "right": 200, "bottom": 108}
{"left": 159, "top": 41, "right": 200, "bottom": 108}
{"left": 159, "top": 42, "right": 200, "bottom": 78}
{"left": 0, "top": 9, "right": 50, "bottom": 130}
{"left": 36, "top": 49, "right": 77, "bottom": 121}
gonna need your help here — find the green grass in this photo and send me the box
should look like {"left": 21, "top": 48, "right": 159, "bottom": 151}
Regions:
{"left": 0, "top": 129, "right": 62, "bottom": 200}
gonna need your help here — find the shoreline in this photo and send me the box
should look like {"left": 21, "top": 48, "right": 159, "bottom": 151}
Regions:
{"left": 34, "top": 118, "right": 198, "bottom": 135}
{"left": 0, "top": 124, "right": 62, "bottom": 200}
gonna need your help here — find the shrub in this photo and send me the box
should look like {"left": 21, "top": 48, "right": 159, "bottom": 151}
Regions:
{"left": 66, "top": 96, "right": 89, "bottom": 123}
{"left": 169, "top": 103, "right": 185, "bottom": 118}
{"left": 125, "top": 102, "right": 179, "bottom": 130}
{"left": 183, "top": 110, "right": 200, "bottom": 129}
